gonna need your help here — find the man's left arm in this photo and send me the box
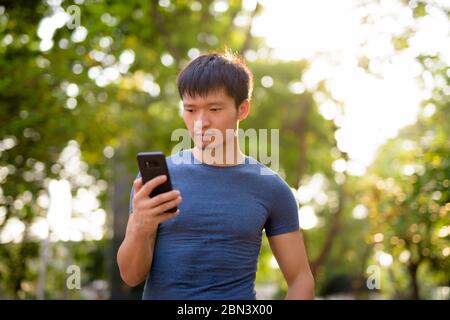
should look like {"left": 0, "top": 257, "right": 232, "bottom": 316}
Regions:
{"left": 268, "top": 230, "right": 315, "bottom": 299}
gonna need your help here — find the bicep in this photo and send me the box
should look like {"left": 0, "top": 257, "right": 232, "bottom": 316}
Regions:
{"left": 268, "top": 230, "right": 312, "bottom": 285}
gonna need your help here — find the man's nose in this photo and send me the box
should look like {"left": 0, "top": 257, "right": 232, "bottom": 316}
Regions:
{"left": 195, "top": 112, "right": 210, "bottom": 126}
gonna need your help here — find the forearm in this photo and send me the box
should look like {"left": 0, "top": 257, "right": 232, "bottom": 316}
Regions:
{"left": 117, "top": 226, "right": 157, "bottom": 287}
{"left": 284, "top": 273, "right": 315, "bottom": 300}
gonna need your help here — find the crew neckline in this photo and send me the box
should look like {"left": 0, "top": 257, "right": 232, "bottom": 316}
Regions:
{"left": 185, "top": 149, "right": 249, "bottom": 169}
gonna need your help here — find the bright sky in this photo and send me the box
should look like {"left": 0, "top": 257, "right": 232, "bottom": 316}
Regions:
{"left": 251, "top": 0, "right": 449, "bottom": 172}
{"left": 250, "top": 0, "right": 449, "bottom": 229}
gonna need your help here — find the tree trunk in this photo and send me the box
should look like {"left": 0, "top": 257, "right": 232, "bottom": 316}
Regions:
{"left": 240, "top": 2, "right": 262, "bottom": 54}
{"left": 309, "top": 124, "right": 348, "bottom": 276}
{"left": 294, "top": 99, "right": 311, "bottom": 188}
{"left": 310, "top": 186, "right": 345, "bottom": 277}
{"left": 110, "top": 146, "right": 143, "bottom": 299}
{"left": 408, "top": 262, "right": 420, "bottom": 300}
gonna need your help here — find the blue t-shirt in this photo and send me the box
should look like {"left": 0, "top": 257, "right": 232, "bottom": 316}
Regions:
{"left": 128, "top": 149, "right": 299, "bottom": 300}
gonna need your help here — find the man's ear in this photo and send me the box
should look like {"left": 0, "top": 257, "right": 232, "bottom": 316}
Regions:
{"left": 238, "top": 99, "right": 250, "bottom": 121}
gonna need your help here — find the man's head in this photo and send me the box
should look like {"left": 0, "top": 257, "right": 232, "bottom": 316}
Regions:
{"left": 177, "top": 51, "right": 253, "bottom": 109}
{"left": 177, "top": 51, "right": 253, "bottom": 150}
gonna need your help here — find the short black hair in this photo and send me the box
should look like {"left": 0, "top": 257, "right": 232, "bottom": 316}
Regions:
{"left": 176, "top": 51, "right": 253, "bottom": 108}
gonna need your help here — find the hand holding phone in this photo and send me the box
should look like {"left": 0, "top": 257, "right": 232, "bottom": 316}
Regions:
{"left": 130, "top": 176, "right": 181, "bottom": 236}
{"left": 136, "top": 152, "right": 179, "bottom": 214}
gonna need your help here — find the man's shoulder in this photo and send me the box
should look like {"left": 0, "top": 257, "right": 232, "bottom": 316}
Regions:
{"left": 247, "top": 157, "right": 279, "bottom": 177}
{"left": 244, "top": 157, "right": 292, "bottom": 190}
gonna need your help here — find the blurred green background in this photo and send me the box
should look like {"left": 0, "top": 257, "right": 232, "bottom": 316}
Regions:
{"left": 0, "top": 0, "right": 448, "bottom": 299}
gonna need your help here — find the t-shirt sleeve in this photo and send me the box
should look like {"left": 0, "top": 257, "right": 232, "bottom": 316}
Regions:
{"left": 264, "top": 176, "right": 300, "bottom": 237}
{"left": 128, "top": 171, "right": 141, "bottom": 214}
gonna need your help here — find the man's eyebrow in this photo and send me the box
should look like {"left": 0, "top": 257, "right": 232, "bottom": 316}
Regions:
{"left": 183, "top": 102, "right": 225, "bottom": 107}
{"left": 206, "top": 102, "right": 225, "bottom": 106}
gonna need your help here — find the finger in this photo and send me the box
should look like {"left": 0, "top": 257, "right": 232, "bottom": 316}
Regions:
{"left": 136, "top": 175, "right": 167, "bottom": 200}
{"left": 148, "top": 190, "right": 181, "bottom": 207}
{"left": 151, "top": 196, "right": 182, "bottom": 216}
{"left": 140, "top": 190, "right": 180, "bottom": 211}
{"left": 133, "top": 178, "right": 143, "bottom": 194}
{"left": 135, "top": 191, "right": 179, "bottom": 215}
{"left": 156, "top": 209, "right": 180, "bottom": 224}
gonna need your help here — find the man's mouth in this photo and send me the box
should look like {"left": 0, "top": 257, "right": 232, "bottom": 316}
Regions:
{"left": 194, "top": 132, "right": 212, "bottom": 137}
{"left": 194, "top": 133, "right": 215, "bottom": 142}
{"left": 195, "top": 135, "right": 212, "bottom": 140}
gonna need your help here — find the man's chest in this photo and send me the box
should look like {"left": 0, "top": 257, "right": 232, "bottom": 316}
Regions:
{"left": 159, "top": 178, "right": 269, "bottom": 241}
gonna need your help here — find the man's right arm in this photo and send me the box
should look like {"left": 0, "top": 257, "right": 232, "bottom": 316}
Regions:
{"left": 116, "top": 175, "right": 182, "bottom": 287}
{"left": 117, "top": 215, "right": 158, "bottom": 287}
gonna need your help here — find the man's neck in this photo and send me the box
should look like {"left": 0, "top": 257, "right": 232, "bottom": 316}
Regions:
{"left": 191, "top": 139, "right": 245, "bottom": 167}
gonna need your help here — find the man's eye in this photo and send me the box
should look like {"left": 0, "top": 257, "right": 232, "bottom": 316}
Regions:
{"left": 185, "top": 109, "right": 194, "bottom": 113}
{"left": 210, "top": 108, "right": 221, "bottom": 112}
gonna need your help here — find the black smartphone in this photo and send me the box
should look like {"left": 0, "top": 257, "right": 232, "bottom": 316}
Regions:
{"left": 136, "top": 152, "right": 177, "bottom": 213}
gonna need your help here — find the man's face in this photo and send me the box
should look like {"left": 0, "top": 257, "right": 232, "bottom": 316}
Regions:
{"left": 181, "top": 88, "right": 245, "bottom": 150}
